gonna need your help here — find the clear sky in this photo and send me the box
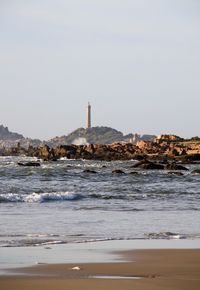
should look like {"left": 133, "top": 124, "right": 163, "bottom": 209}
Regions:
{"left": 0, "top": 0, "right": 199, "bottom": 140}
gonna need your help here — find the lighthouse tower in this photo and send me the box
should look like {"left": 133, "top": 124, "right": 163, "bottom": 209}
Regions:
{"left": 86, "top": 102, "right": 91, "bottom": 129}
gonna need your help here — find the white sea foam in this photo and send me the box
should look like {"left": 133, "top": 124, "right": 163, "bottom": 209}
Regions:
{"left": 59, "top": 157, "right": 68, "bottom": 160}
{"left": 35, "top": 240, "right": 63, "bottom": 246}
{"left": 25, "top": 191, "right": 79, "bottom": 203}
{"left": 145, "top": 232, "right": 185, "bottom": 239}
{"left": 0, "top": 191, "right": 81, "bottom": 203}
{"left": 41, "top": 164, "right": 54, "bottom": 169}
{"left": 0, "top": 193, "right": 24, "bottom": 202}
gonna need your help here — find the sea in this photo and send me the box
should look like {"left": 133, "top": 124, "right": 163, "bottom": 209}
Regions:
{"left": 0, "top": 156, "right": 200, "bottom": 248}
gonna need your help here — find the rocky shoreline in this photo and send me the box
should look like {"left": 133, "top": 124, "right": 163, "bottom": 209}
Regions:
{"left": 1, "top": 139, "right": 200, "bottom": 165}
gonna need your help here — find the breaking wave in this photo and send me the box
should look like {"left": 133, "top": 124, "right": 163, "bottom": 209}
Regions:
{"left": 0, "top": 191, "right": 83, "bottom": 203}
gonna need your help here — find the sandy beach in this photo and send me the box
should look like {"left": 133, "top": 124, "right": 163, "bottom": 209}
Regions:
{"left": 1, "top": 248, "right": 200, "bottom": 290}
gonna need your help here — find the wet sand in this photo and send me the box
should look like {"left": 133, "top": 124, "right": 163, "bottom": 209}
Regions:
{"left": 1, "top": 248, "right": 200, "bottom": 290}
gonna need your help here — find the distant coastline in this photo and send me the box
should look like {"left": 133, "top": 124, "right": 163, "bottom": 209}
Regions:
{"left": 0, "top": 125, "right": 200, "bottom": 163}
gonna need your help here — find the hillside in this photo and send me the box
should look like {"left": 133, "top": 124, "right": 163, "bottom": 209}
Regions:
{"left": 0, "top": 125, "right": 24, "bottom": 140}
{"left": 47, "top": 127, "right": 127, "bottom": 146}
{"left": 0, "top": 125, "right": 156, "bottom": 149}
{"left": 46, "top": 126, "right": 156, "bottom": 147}
{"left": 0, "top": 125, "right": 42, "bottom": 149}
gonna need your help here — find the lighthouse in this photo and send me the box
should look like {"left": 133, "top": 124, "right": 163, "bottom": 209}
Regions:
{"left": 86, "top": 102, "right": 91, "bottom": 129}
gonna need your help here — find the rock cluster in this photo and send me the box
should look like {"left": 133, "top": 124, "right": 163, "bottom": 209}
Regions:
{"left": 132, "top": 160, "right": 188, "bottom": 171}
{"left": 33, "top": 143, "right": 137, "bottom": 161}
{"left": 24, "top": 140, "right": 200, "bottom": 164}
{"left": 1, "top": 139, "right": 200, "bottom": 164}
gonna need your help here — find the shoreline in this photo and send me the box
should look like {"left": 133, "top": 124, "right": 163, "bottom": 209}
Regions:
{"left": 1, "top": 238, "right": 200, "bottom": 273}
{"left": 1, "top": 247, "right": 200, "bottom": 290}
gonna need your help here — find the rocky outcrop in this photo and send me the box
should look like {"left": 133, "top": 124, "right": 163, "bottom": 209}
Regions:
{"left": 164, "top": 163, "right": 188, "bottom": 171}
{"left": 191, "top": 169, "right": 200, "bottom": 175}
{"left": 17, "top": 161, "right": 40, "bottom": 167}
{"left": 1, "top": 135, "right": 200, "bottom": 164}
{"left": 132, "top": 160, "right": 164, "bottom": 170}
{"left": 177, "top": 154, "right": 200, "bottom": 163}
{"left": 5, "top": 140, "right": 197, "bottom": 163}
{"left": 112, "top": 169, "right": 125, "bottom": 174}
{"left": 1, "top": 125, "right": 199, "bottom": 163}
{"left": 132, "top": 160, "right": 188, "bottom": 171}
{"left": 83, "top": 169, "right": 97, "bottom": 173}
{"left": 36, "top": 145, "right": 57, "bottom": 161}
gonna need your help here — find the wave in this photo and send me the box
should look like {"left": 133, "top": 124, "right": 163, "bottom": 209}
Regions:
{"left": 75, "top": 205, "right": 144, "bottom": 211}
{"left": 88, "top": 192, "right": 149, "bottom": 200}
{"left": 2, "top": 234, "right": 200, "bottom": 248}
{"left": 1, "top": 190, "right": 199, "bottom": 204}
{"left": 89, "top": 193, "right": 128, "bottom": 200}
{"left": 145, "top": 232, "right": 186, "bottom": 239}
{"left": 2, "top": 239, "right": 65, "bottom": 248}
{"left": 0, "top": 191, "right": 83, "bottom": 203}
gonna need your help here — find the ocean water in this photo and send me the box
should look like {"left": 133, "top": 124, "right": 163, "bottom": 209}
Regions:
{"left": 0, "top": 156, "right": 199, "bottom": 248}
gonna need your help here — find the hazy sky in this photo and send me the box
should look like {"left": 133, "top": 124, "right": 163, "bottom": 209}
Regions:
{"left": 0, "top": 0, "right": 199, "bottom": 140}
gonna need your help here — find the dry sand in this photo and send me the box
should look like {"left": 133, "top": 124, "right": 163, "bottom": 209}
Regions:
{"left": 1, "top": 249, "right": 200, "bottom": 290}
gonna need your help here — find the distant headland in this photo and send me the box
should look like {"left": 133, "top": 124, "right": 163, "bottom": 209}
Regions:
{"left": 0, "top": 123, "right": 156, "bottom": 148}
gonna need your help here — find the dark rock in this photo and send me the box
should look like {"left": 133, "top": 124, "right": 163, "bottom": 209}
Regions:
{"left": 167, "top": 148, "right": 179, "bottom": 157}
{"left": 142, "top": 163, "right": 164, "bottom": 170}
{"left": 112, "top": 169, "right": 125, "bottom": 174}
{"left": 132, "top": 160, "right": 164, "bottom": 170}
{"left": 177, "top": 154, "right": 200, "bottom": 163}
{"left": 164, "top": 163, "right": 188, "bottom": 171}
{"left": 131, "top": 160, "right": 148, "bottom": 168}
{"left": 191, "top": 169, "right": 200, "bottom": 175}
{"left": 83, "top": 169, "right": 97, "bottom": 173}
{"left": 17, "top": 161, "right": 40, "bottom": 167}
{"left": 132, "top": 154, "right": 147, "bottom": 161}
{"left": 37, "top": 145, "right": 58, "bottom": 161}
{"left": 129, "top": 171, "right": 139, "bottom": 175}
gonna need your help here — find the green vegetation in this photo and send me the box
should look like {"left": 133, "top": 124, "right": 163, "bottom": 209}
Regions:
{"left": 70, "top": 127, "right": 125, "bottom": 144}
{"left": 87, "top": 127, "right": 124, "bottom": 144}
{"left": 183, "top": 136, "right": 200, "bottom": 142}
{"left": 48, "top": 126, "right": 133, "bottom": 145}
{"left": 48, "top": 126, "right": 157, "bottom": 146}
{"left": 190, "top": 136, "right": 200, "bottom": 141}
